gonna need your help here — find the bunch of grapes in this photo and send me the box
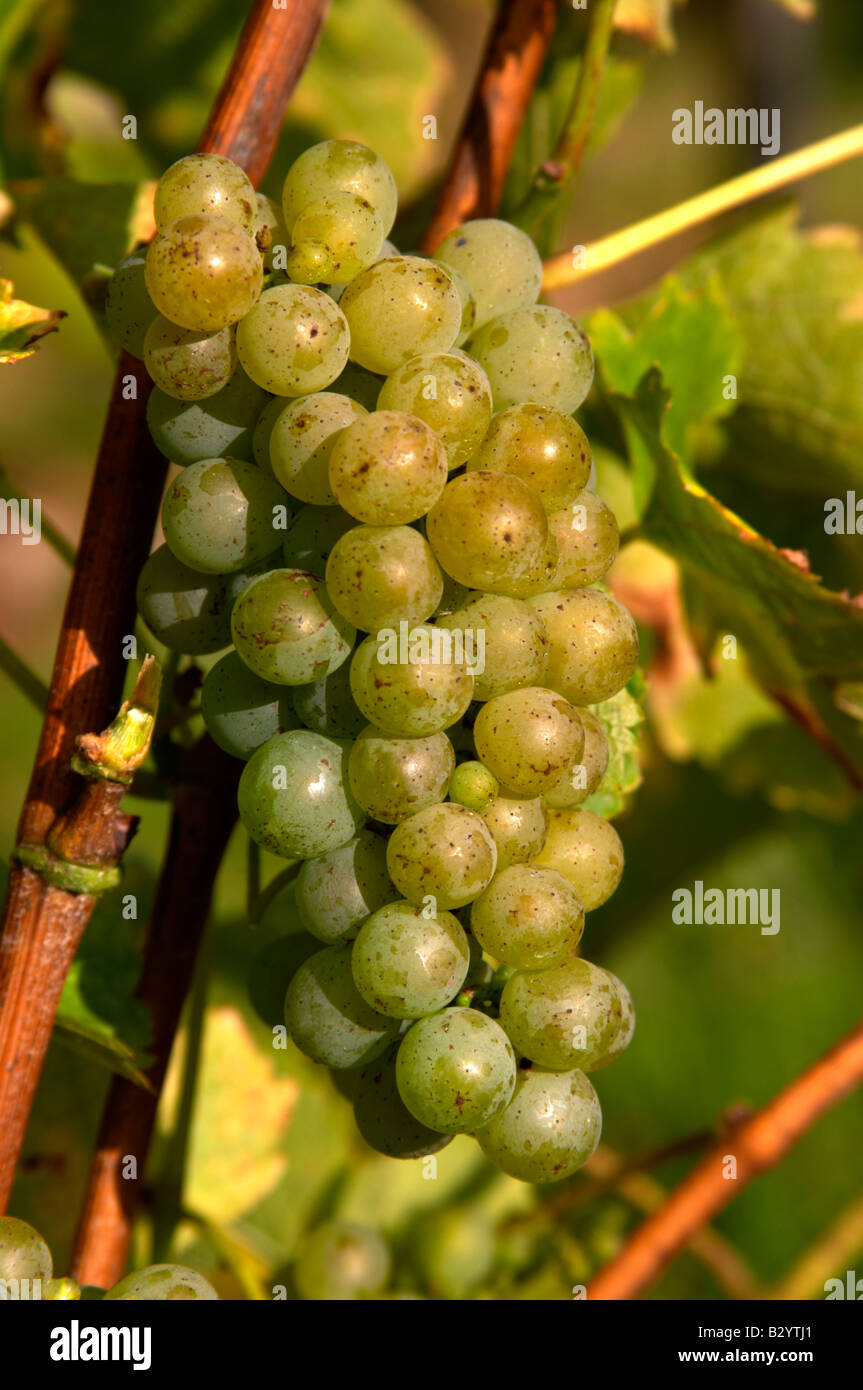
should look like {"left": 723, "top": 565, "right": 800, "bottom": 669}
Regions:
{"left": 114, "top": 139, "right": 639, "bottom": 1189}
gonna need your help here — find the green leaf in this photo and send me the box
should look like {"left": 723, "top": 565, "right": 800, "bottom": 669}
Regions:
{"left": 669, "top": 207, "right": 863, "bottom": 499}
{"left": 588, "top": 275, "right": 743, "bottom": 508}
{"left": 584, "top": 681, "right": 645, "bottom": 819}
{"left": 55, "top": 898, "right": 153, "bottom": 1090}
{"left": 15, "top": 179, "right": 154, "bottom": 290}
{"left": 0, "top": 276, "right": 65, "bottom": 361}
{"left": 606, "top": 370, "right": 863, "bottom": 778}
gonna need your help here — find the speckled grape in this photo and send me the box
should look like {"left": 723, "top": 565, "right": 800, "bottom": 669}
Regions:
{"left": 531, "top": 807, "right": 624, "bottom": 910}
{"left": 328, "top": 410, "right": 447, "bottom": 525}
{"left": 231, "top": 568, "right": 355, "bottom": 685}
{"left": 470, "top": 305, "right": 594, "bottom": 414}
{"left": 500, "top": 957, "right": 630, "bottom": 1071}
{"left": 352, "top": 899, "right": 469, "bottom": 1018}
{"left": 467, "top": 403, "right": 591, "bottom": 512}
{"left": 239, "top": 731, "right": 363, "bottom": 859}
{"left": 161, "top": 457, "right": 286, "bottom": 573}
{"left": 352, "top": 1044, "right": 452, "bottom": 1159}
{"left": 295, "top": 829, "right": 396, "bottom": 944}
{"left": 143, "top": 316, "right": 236, "bottom": 401}
{"left": 348, "top": 726, "right": 454, "bottom": 823}
{"left": 340, "top": 257, "right": 461, "bottom": 375}
{"left": 470, "top": 864, "right": 584, "bottom": 971}
{"left": 547, "top": 491, "right": 620, "bottom": 588}
{"left": 386, "top": 802, "right": 497, "bottom": 909}
{"left": 473, "top": 686, "right": 585, "bottom": 799}
{"left": 282, "top": 140, "right": 397, "bottom": 237}
{"left": 543, "top": 708, "right": 610, "bottom": 809}
{"left": 435, "top": 592, "right": 548, "bottom": 701}
{"left": 287, "top": 192, "right": 384, "bottom": 285}
{"left": 377, "top": 351, "right": 492, "bottom": 469}
{"left": 396, "top": 1007, "right": 516, "bottom": 1134}
{"left": 476, "top": 1067, "right": 601, "bottom": 1183}
{"left": 155, "top": 153, "right": 256, "bottom": 231}
{"left": 481, "top": 795, "right": 548, "bottom": 870}
{"left": 269, "top": 392, "right": 366, "bottom": 505}
{"left": 282, "top": 504, "right": 356, "bottom": 578}
{"left": 236, "top": 284, "right": 349, "bottom": 396}
{"left": 349, "top": 627, "right": 474, "bottom": 736}
{"left": 201, "top": 649, "right": 295, "bottom": 759}
{"left": 426, "top": 470, "right": 548, "bottom": 592}
{"left": 527, "top": 588, "right": 639, "bottom": 705}
{"left": 433, "top": 219, "right": 542, "bottom": 329}
{"left": 105, "top": 251, "right": 155, "bottom": 357}
{"left": 326, "top": 524, "right": 443, "bottom": 632}
{"left": 292, "top": 664, "right": 366, "bottom": 738}
{"left": 145, "top": 214, "right": 263, "bottom": 332}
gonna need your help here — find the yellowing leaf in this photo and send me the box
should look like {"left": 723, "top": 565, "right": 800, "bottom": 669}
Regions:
{"left": 0, "top": 278, "right": 65, "bottom": 362}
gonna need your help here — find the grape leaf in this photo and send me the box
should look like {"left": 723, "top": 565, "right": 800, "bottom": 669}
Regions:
{"left": 15, "top": 179, "right": 155, "bottom": 289}
{"left": 588, "top": 276, "right": 743, "bottom": 509}
{"left": 606, "top": 370, "right": 863, "bottom": 778}
{"left": 0, "top": 277, "right": 65, "bottom": 362}
{"left": 584, "top": 680, "right": 645, "bottom": 820}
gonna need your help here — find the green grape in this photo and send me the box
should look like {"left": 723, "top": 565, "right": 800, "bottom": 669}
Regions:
{"left": 351, "top": 1044, "right": 452, "bottom": 1159}
{"left": 292, "top": 664, "right": 366, "bottom": 738}
{"left": 470, "top": 864, "right": 584, "bottom": 971}
{"left": 425, "top": 471, "right": 548, "bottom": 592}
{"left": 295, "top": 829, "right": 395, "bottom": 944}
{"left": 448, "top": 760, "right": 498, "bottom": 813}
{"left": 470, "top": 305, "right": 594, "bottom": 414}
{"left": 252, "top": 395, "right": 284, "bottom": 473}
{"left": 143, "top": 316, "right": 236, "bottom": 401}
{"left": 482, "top": 795, "right": 548, "bottom": 870}
{"left": 145, "top": 214, "right": 263, "bottom": 332}
{"left": 0, "top": 1216, "right": 53, "bottom": 1285}
{"left": 500, "top": 957, "right": 630, "bottom": 1070}
{"left": 285, "top": 946, "right": 398, "bottom": 1069}
{"left": 590, "top": 969, "right": 635, "bottom": 1071}
{"left": 147, "top": 369, "right": 268, "bottom": 466}
{"left": 287, "top": 192, "right": 384, "bottom": 285}
{"left": 161, "top": 457, "right": 286, "bottom": 574}
{"left": 104, "top": 1264, "right": 219, "bottom": 1301}
{"left": 340, "top": 257, "right": 462, "bottom": 375}
{"left": 531, "top": 807, "right": 624, "bottom": 910}
{"left": 231, "top": 568, "right": 355, "bottom": 685}
{"left": 282, "top": 504, "right": 356, "bottom": 578}
{"left": 43, "top": 1278, "right": 81, "bottom": 1300}
{"left": 201, "top": 649, "right": 294, "bottom": 759}
{"left": 136, "top": 544, "right": 230, "bottom": 653}
{"left": 500, "top": 531, "right": 559, "bottom": 600}
{"left": 331, "top": 359, "right": 385, "bottom": 411}
{"left": 413, "top": 1207, "right": 495, "bottom": 1298}
{"left": 282, "top": 140, "right": 397, "bottom": 237}
{"left": 293, "top": 1220, "right": 392, "bottom": 1301}
{"left": 236, "top": 284, "right": 349, "bottom": 396}
{"left": 239, "top": 730, "right": 363, "bottom": 859}
{"left": 433, "top": 218, "right": 542, "bottom": 329}
{"left": 155, "top": 153, "right": 256, "bottom": 231}
{"left": 444, "top": 265, "right": 477, "bottom": 348}
{"left": 349, "top": 627, "right": 474, "bottom": 736}
{"left": 254, "top": 192, "right": 290, "bottom": 270}
{"left": 543, "top": 708, "right": 609, "bottom": 809}
{"left": 348, "top": 726, "right": 454, "bottom": 824}
{"left": 105, "top": 251, "right": 155, "bottom": 357}
{"left": 328, "top": 410, "right": 448, "bottom": 525}
{"left": 326, "top": 524, "right": 443, "bottom": 632}
{"left": 396, "top": 1007, "right": 516, "bottom": 1133}
{"left": 386, "top": 803, "right": 497, "bottom": 909}
{"left": 476, "top": 1067, "right": 601, "bottom": 1183}
{"left": 376, "top": 352, "right": 492, "bottom": 469}
{"left": 352, "top": 899, "right": 469, "bottom": 1018}
{"left": 467, "top": 403, "right": 592, "bottom": 512}
{"left": 473, "top": 687, "right": 585, "bottom": 799}
{"left": 547, "top": 491, "right": 620, "bottom": 588}
{"left": 269, "top": 393, "right": 367, "bottom": 505}
{"left": 223, "top": 551, "right": 286, "bottom": 608}
{"left": 527, "top": 589, "right": 639, "bottom": 705}
{"left": 435, "top": 592, "right": 548, "bottom": 701}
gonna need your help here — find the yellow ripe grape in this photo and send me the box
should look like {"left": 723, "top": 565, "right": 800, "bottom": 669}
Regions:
{"left": 527, "top": 589, "right": 639, "bottom": 705}
{"left": 470, "top": 864, "right": 584, "bottom": 971}
{"left": 543, "top": 708, "right": 609, "bottom": 809}
{"left": 145, "top": 214, "right": 263, "bottom": 332}
{"left": 143, "top": 317, "right": 236, "bottom": 401}
{"left": 466, "top": 403, "right": 592, "bottom": 513}
{"left": 432, "top": 218, "right": 543, "bottom": 329}
{"left": 425, "top": 471, "right": 548, "bottom": 592}
{"left": 547, "top": 491, "right": 621, "bottom": 588}
{"left": 473, "top": 686, "right": 585, "bottom": 799}
{"left": 325, "top": 524, "right": 443, "bottom": 632}
{"left": 328, "top": 410, "right": 448, "bottom": 525}
{"left": 481, "top": 795, "right": 548, "bottom": 870}
{"left": 349, "top": 626, "right": 474, "bottom": 736}
{"left": 470, "top": 305, "right": 595, "bottom": 414}
{"left": 498, "top": 531, "right": 560, "bottom": 599}
{"left": 339, "top": 257, "right": 462, "bottom": 375}
{"left": 348, "top": 727, "right": 455, "bottom": 823}
{"left": 376, "top": 352, "right": 493, "bottom": 469}
{"left": 386, "top": 803, "right": 498, "bottom": 909}
{"left": 287, "top": 192, "right": 384, "bottom": 286}
{"left": 435, "top": 593, "right": 548, "bottom": 701}
{"left": 154, "top": 153, "right": 256, "bottom": 231}
{"left": 236, "top": 284, "right": 350, "bottom": 397}
{"left": 282, "top": 139, "right": 398, "bottom": 237}
{"left": 269, "top": 393, "right": 367, "bottom": 505}
{"left": 531, "top": 807, "right": 624, "bottom": 910}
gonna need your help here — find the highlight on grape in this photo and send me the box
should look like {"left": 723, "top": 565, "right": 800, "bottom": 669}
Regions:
{"left": 374, "top": 621, "right": 486, "bottom": 674}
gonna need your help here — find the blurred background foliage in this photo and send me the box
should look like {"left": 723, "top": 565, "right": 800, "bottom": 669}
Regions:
{"left": 0, "top": 0, "right": 862, "bottom": 1299}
